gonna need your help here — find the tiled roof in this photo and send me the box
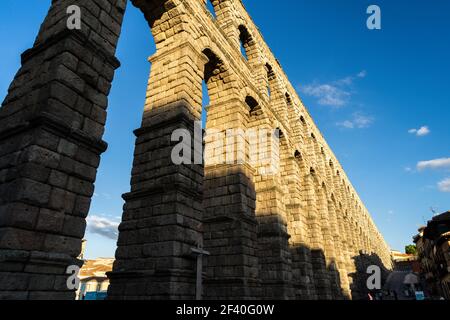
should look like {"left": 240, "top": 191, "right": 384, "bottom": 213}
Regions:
{"left": 79, "top": 258, "right": 114, "bottom": 279}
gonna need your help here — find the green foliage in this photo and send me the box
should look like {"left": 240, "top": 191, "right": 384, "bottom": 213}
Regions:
{"left": 405, "top": 244, "right": 417, "bottom": 255}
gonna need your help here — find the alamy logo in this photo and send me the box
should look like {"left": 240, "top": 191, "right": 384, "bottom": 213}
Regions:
{"left": 66, "top": 265, "right": 81, "bottom": 290}
{"left": 366, "top": 265, "right": 381, "bottom": 290}
{"left": 367, "top": 5, "right": 382, "bottom": 30}
{"left": 67, "top": 5, "right": 82, "bottom": 30}
{"left": 171, "top": 122, "right": 281, "bottom": 176}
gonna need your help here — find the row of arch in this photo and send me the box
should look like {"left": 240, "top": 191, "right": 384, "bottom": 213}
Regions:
{"left": 202, "top": 1, "right": 293, "bottom": 107}
{"left": 201, "top": 42, "right": 386, "bottom": 261}
{"left": 198, "top": 0, "right": 392, "bottom": 293}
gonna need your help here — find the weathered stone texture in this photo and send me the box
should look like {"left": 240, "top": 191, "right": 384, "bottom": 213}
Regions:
{"left": 0, "top": 0, "right": 126, "bottom": 299}
{"left": 0, "top": 0, "right": 392, "bottom": 300}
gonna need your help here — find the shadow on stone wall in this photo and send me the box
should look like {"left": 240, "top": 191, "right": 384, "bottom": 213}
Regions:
{"left": 203, "top": 166, "right": 347, "bottom": 300}
{"left": 349, "top": 252, "right": 390, "bottom": 300}
{"left": 203, "top": 165, "right": 261, "bottom": 299}
{"left": 290, "top": 244, "right": 349, "bottom": 300}
{"left": 201, "top": 165, "right": 390, "bottom": 300}
{"left": 105, "top": 98, "right": 392, "bottom": 300}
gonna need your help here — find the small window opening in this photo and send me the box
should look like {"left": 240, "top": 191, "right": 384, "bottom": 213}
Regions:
{"left": 239, "top": 25, "right": 251, "bottom": 60}
{"left": 246, "top": 96, "right": 261, "bottom": 116}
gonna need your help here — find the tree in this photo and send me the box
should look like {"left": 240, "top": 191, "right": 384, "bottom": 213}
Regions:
{"left": 405, "top": 244, "right": 417, "bottom": 255}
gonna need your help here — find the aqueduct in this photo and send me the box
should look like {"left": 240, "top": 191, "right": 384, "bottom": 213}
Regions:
{"left": 0, "top": 0, "right": 392, "bottom": 300}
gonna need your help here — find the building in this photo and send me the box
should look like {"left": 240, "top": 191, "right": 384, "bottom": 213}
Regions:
{"left": 414, "top": 211, "right": 450, "bottom": 299}
{"left": 391, "top": 250, "right": 420, "bottom": 272}
{"left": 77, "top": 258, "right": 114, "bottom": 301}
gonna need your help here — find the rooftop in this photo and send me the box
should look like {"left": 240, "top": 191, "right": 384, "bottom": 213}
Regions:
{"left": 79, "top": 258, "right": 114, "bottom": 279}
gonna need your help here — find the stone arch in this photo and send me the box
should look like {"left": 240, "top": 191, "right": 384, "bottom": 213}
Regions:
{"left": 203, "top": 48, "right": 235, "bottom": 104}
{"left": 287, "top": 94, "right": 303, "bottom": 147}
{"left": 308, "top": 133, "right": 321, "bottom": 175}
{"left": 265, "top": 63, "right": 275, "bottom": 99}
{"left": 318, "top": 146, "right": 328, "bottom": 182}
{"left": 285, "top": 92, "right": 293, "bottom": 106}
{"left": 295, "top": 114, "right": 308, "bottom": 148}
{"left": 135, "top": 0, "right": 188, "bottom": 48}
{"left": 245, "top": 95, "right": 262, "bottom": 117}
{"left": 202, "top": 47, "right": 237, "bottom": 167}
{"left": 275, "top": 126, "right": 285, "bottom": 139}
{"left": 238, "top": 24, "right": 258, "bottom": 63}
{"left": 300, "top": 115, "right": 307, "bottom": 125}
{"left": 240, "top": 85, "right": 261, "bottom": 104}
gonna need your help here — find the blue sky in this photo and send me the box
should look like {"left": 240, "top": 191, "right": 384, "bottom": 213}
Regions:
{"left": 1, "top": 1, "right": 449, "bottom": 259}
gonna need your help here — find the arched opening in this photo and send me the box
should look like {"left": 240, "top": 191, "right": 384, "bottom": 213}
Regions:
{"left": 84, "top": 6, "right": 156, "bottom": 261}
{"left": 246, "top": 95, "right": 261, "bottom": 116}
{"left": 238, "top": 25, "right": 255, "bottom": 61}
{"left": 203, "top": 48, "right": 228, "bottom": 106}
{"left": 88, "top": 0, "right": 206, "bottom": 300}
{"left": 202, "top": 80, "right": 210, "bottom": 127}
{"left": 266, "top": 63, "right": 275, "bottom": 99}
{"left": 202, "top": 48, "right": 229, "bottom": 164}
{"left": 204, "top": 49, "right": 221, "bottom": 79}
{"left": 300, "top": 115, "right": 306, "bottom": 125}
{"left": 275, "top": 127, "right": 284, "bottom": 140}
{"left": 285, "top": 93, "right": 293, "bottom": 107}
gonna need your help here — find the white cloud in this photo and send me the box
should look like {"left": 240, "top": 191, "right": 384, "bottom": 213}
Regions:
{"left": 338, "top": 120, "right": 355, "bottom": 129}
{"left": 417, "top": 158, "right": 450, "bottom": 171}
{"left": 337, "top": 112, "right": 374, "bottom": 129}
{"left": 417, "top": 127, "right": 430, "bottom": 136}
{"left": 408, "top": 126, "right": 430, "bottom": 137}
{"left": 86, "top": 215, "right": 119, "bottom": 240}
{"left": 438, "top": 178, "right": 450, "bottom": 193}
{"left": 299, "top": 71, "right": 366, "bottom": 107}
{"left": 301, "top": 83, "right": 350, "bottom": 107}
{"left": 357, "top": 70, "right": 367, "bottom": 78}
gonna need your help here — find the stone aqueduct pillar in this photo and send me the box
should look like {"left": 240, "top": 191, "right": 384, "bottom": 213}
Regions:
{"left": 107, "top": 0, "right": 210, "bottom": 299}
{"left": 202, "top": 55, "right": 261, "bottom": 299}
{"left": 0, "top": 0, "right": 393, "bottom": 300}
{"left": 0, "top": 0, "right": 127, "bottom": 299}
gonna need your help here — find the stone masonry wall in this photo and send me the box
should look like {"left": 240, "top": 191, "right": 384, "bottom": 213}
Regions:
{"left": 0, "top": 0, "right": 392, "bottom": 300}
{"left": 0, "top": 0, "right": 127, "bottom": 299}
